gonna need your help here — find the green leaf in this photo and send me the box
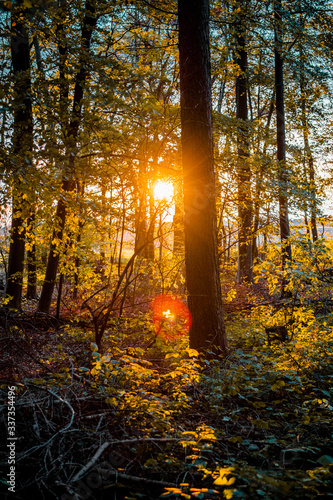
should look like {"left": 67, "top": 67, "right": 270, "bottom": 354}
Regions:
{"left": 317, "top": 455, "right": 333, "bottom": 466}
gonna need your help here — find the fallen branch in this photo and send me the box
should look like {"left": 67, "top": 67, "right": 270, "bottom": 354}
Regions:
{"left": 71, "top": 442, "right": 110, "bottom": 483}
{"left": 100, "top": 471, "right": 177, "bottom": 487}
{"left": 71, "top": 435, "right": 218, "bottom": 483}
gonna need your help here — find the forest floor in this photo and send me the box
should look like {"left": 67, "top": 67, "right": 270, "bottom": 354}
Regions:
{"left": 0, "top": 287, "right": 333, "bottom": 500}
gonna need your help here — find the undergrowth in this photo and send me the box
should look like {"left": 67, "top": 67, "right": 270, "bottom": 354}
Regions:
{"left": 1, "top": 237, "right": 333, "bottom": 499}
{"left": 1, "top": 305, "right": 332, "bottom": 500}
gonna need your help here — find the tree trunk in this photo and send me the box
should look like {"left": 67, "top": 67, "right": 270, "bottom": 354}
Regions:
{"left": 178, "top": 0, "right": 227, "bottom": 355}
{"left": 146, "top": 190, "right": 155, "bottom": 261}
{"left": 234, "top": 0, "right": 253, "bottom": 283}
{"left": 173, "top": 180, "right": 184, "bottom": 254}
{"left": 73, "top": 180, "right": 85, "bottom": 298}
{"left": 38, "top": 178, "right": 75, "bottom": 312}
{"left": 26, "top": 208, "right": 37, "bottom": 300}
{"left": 274, "top": 0, "right": 292, "bottom": 269}
{"left": 308, "top": 158, "right": 318, "bottom": 242}
{"left": 38, "top": 0, "right": 97, "bottom": 313}
{"left": 100, "top": 185, "right": 107, "bottom": 262}
{"left": 5, "top": 12, "right": 33, "bottom": 309}
{"left": 299, "top": 45, "right": 318, "bottom": 242}
{"left": 134, "top": 160, "right": 148, "bottom": 254}
{"left": 73, "top": 222, "right": 83, "bottom": 299}
{"left": 252, "top": 94, "right": 274, "bottom": 262}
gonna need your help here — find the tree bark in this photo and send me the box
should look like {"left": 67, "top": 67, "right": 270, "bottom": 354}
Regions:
{"left": 5, "top": 11, "right": 33, "bottom": 309}
{"left": 26, "top": 208, "right": 37, "bottom": 300}
{"left": 38, "top": 0, "right": 97, "bottom": 313}
{"left": 134, "top": 158, "right": 149, "bottom": 255}
{"left": 299, "top": 45, "right": 318, "bottom": 242}
{"left": 252, "top": 94, "right": 274, "bottom": 261}
{"left": 172, "top": 182, "right": 184, "bottom": 255}
{"left": 234, "top": 0, "right": 253, "bottom": 283}
{"left": 274, "top": 0, "right": 292, "bottom": 269}
{"left": 178, "top": 0, "right": 227, "bottom": 355}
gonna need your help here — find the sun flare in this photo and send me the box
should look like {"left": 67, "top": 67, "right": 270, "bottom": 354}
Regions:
{"left": 153, "top": 181, "right": 174, "bottom": 202}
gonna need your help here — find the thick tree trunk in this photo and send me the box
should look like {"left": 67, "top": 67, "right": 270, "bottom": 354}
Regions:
{"left": 274, "top": 0, "right": 292, "bottom": 268}
{"left": 6, "top": 13, "right": 33, "bottom": 309}
{"left": 234, "top": 0, "right": 253, "bottom": 283}
{"left": 38, "top": 0, "right": 97, "bottom": 313}
{"left": 6, "top": 207, "right": 26, "bottom": 309}
{"left": 178, "top": 0, "right": 227, "bottom": 355}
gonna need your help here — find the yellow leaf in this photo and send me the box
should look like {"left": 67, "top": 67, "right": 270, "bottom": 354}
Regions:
{"left": 214, "top": 476, "right": 235, "bottom": 486}
{"left": 224, "top": 489, "right": 235, "bottom": 500}
{"left": 186, "top": 348, "right": 199, "bottom": 357}
{"left": 165, "top": 352, "right": 179, "bottom": 359}
{"left": 214, "top": 476, "right": 228, "bottom": 485}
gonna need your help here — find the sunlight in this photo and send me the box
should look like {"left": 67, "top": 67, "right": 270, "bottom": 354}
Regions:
{"left": 153, "top": 181, "right": 174, "bottom": 202}
{"left": 162, "top": 309, "right": 175, "bottom": 322}
{"left": 151, "top": 294, "right": 192, "bottom": 341}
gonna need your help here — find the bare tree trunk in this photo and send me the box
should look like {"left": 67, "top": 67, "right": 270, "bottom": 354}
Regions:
{"left": 100, "top": 185, "right": 107, "bottom": 262}
{"left": 26, "top": 208, "right": 37, "bottom": 300}
{"left": 234, "top": 0, "right": 253, "bottom": 283}
{"left": 274, "top": 0, "right": 292, "bottom": 269}
{"left": 178, "top": 0, "right": 227, "bottom": 355}
{"left": 38, "top": 178, "right": 75, "bottom": 312}
{"left": 252, "top": 95, "right": 274, "bottom": 262}
{"left": 146, "top": 190, "right": 155, "bottom": 261}
{"left": 118, "top": 182, "right": 126, "bottom": 276}
{"left": 6, "top": 12, "right": 33, "bottom": 309}
{"left": 73, "top": 180, "right": 85, "bottom": 298}
{"left": 38, "top": 0, "right": 97, "bottom": 313}
{"left": 299, "top": 46, "right": 318, "bottom": 243}
{"left": 134, "top": 159, "right": 148, "bottom": 254}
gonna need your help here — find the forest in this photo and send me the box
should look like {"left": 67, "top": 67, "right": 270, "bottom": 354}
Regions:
{"left": 1, "top": 0, "right": 333, "bottom": 498}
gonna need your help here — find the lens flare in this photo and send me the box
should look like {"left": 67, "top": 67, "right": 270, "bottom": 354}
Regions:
{"left": 151, "top": 294, "right": 192, "bottom": 341}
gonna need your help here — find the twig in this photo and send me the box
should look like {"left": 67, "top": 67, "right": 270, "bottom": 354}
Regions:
{"left": 71, "top": 442, "right": 110, "bottom": 483}
{"left": 70, "top": 437, "right": 195, "bottom": 483}
{"left": 110, "top": 437, "right": 183, "bottom": 445}
{"left": 97, "top": 471, "right": 177, "bottom": 487}
{"left": 18, "top": 388, "right": 75, "bottom": 461}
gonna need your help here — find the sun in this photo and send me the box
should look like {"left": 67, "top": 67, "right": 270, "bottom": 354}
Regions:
{"left": 153, "top": 181, "right": 174, "bottom": 202}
